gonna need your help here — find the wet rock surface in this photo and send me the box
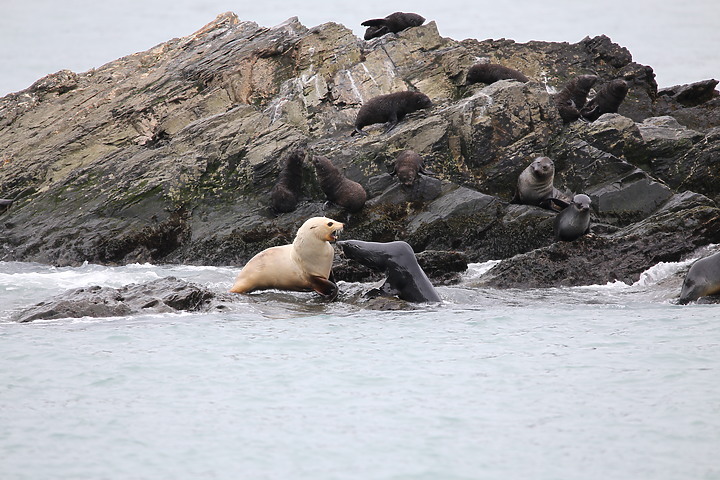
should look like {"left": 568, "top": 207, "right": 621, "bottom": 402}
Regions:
{"left": 1, "top": 12, "right": 719, "bottom": 299}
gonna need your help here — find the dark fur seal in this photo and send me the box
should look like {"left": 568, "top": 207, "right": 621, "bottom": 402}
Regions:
{"left": 511, "top": 156, "right": 571, "bottom": 210}
{"left": 554, "top": 74, "right": 599, "bottom": 123}
{"left": 466, "top": 63, "right": 529, "bottom": 85}
{"left": 553, "top": 194, "right": 592, "bottom": 241}
{"left": 391, "top": 150, "right": 428, "bottom": 188}
{"left": 352, "top": 91, "right": 432, "bottom": 136}
{"left": 270, "top": 149, "right": 304, "bottom": 213}
{"left": 0, "top": 198, "right": 14, "bottom": 214}
{"left": 312, "top": 155, "right": 367, "bottom": 212}
{"left": 678, "top": 251, "right": 720, "bottom": 304}
{"left": 580, "top": 79, "right": 629, "bottom": 121}
{"left": 361, "top": 12, "right": 425, "bottom": 40}
{"left": 337, "top": 240, "right": 441, "bottom": 303}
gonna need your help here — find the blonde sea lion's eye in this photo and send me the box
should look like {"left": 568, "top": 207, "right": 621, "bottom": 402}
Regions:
{"left": 327, "top": 222, "right": 334, "bottom": 227}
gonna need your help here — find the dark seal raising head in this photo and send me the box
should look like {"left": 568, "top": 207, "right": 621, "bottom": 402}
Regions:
{"left": 270, "top": 149, "right": 305, "bottom": 213}
{"left": 312, "top": 155, "right": 367, "bottom": 212}
{"left": 337, "top": 239, "right": 441, "bottom": 303}
{"left": 361, "top": 12, "right": 426, "bottom": 40}
{"left": 353, "top": 91, "right": 432, "bottom": 136}
{"left": 511, "top": 156, "right": 570, "bottom": 209}
{"left": 678, "top": 251, "right": 720, "bottom": 304}
{"left": 580, "top": 79, "right": 629, "bottom": 121}
{"left": 466, "top": 63, "right": 529, "bottom": 85}
{"left": 553, "top": 74, "right": 600, "bottom": 123}
{"left": 391, "top": 150, "right": 427, "bottom": 188}
{"left": 553, "top": 194, "right": 592, "bottom": 241}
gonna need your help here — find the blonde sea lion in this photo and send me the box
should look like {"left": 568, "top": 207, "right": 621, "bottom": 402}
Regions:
{"left": 229, "top": 217, "right": 343, "bottom": 300}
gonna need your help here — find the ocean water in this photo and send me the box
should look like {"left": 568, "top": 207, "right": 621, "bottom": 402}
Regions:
{"left": 1, "top": 0, "right": 719, "bottom": 96}
{"left": 1, "top": 257, "right": 719, "bottom": 480}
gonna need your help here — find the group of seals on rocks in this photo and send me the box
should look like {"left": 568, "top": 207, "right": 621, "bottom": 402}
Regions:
{"left": 554, "top": 75, "right": 628, "bottom": 123}
{"left": 270, "top": 150, "right": 367, "bottom": 214}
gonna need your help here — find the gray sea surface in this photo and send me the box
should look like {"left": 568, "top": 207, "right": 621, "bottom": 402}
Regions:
{"left": 1, "top": 259, "right": 719, "bottom": 479}
{"left": 1, "top": 0, "right": 719, "bottom": 96}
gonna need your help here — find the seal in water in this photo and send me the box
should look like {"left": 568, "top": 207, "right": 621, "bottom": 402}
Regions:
{"left": 466, "top": 63, "right": 529, "bottom": 85}
{"left": 312, "top": 155, "right": 367, "bottom": 212}
{"left": 352, "top": 91, "right": 432, "bottom": 136}
{"left": 553, "top": 74, "right": 599, "bottom": 123}
{"left": 511, "top": 156, "right": 570, "bottom": 210}
{"left": 580, "top": 79, "right": 629, "bottom": 121}
{"left": 229, "top": 216, "right": 343, "bottom": 300}
{"left": 553, "top": 194, "right": 592, "bottom": 241}
{"left": 337, "top": 239, "right": 441, "bottom": 303}
{"left": 270, "top": 149, "right": 304, "bottom": 213}
{"left": 361, "top": 12, "right": 426, "bottom": 40}
{"left": 678, "top": 251, "right": 720, "bottom": 304}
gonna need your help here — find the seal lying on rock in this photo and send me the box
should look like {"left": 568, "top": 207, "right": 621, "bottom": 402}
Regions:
{"left": 511, "top": 156, "right": 571, "bottom": 210}
{"left": 270, "top": 149, "right": 304, "bottom": 213}
{"left": 361, "top": 12, "right": 425, "bottom": 40}
{"left": 678, "top": 251, "right": 720, "bottom": 304}
{"left": 352, "top": 91, "right": 432, "bottom": 136}
{"left": 581, "top": 79, "right": 629, "bottom": 121}
{"left": 466, "top": 63, "right": 529, "bottom": 85}
{"left": 391, "top": 150, "right": 428, "bottom": 188}
{"left": 312, "top": 155, "right": 367, "bottom": 212}
{"left": 338, "top": 240, "right": 441, "bottom": 303}
{"left": 553, "top": 74, "right": 599, "bottom": 123}
{"left": 230, "top": 217, "right": 343, "bottom": 300}
{"left": 553, "top": 194, "right": 592, "bottom": 241}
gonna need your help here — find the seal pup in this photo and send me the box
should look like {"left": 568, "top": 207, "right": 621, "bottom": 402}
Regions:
{"left": 312, "top": 155, "right": 367, "bottom": 212}
{"left": 511, "top": 156, "right": 570, "bottom": 209}
{"left": 678, "top": 251, "right": 720, "bottom": 304}
{"left": 361, "top": 12, "right": 425, "bottom": 40}
{"left": 230, "top": 217, "right": 343, "bottom": 300}
{"left": 553, "top": 74, "right": 600, "bottom": 123}
{"left": 391, "top": 150, "right": 428, "bottom": 188}
{"left": 270, "top": 149, "right": 304, "bottom": 213}
{"left": 337, "top": 240, "right": 441, "bottom": 303}
{"left": 580, "top": 79, "right": 629, "bottom": 121}
{"left": 553, "top": 194, "right": 592, "bottom": 241}
{"left": 466, "top": 63, "right": 529, "bottom": 85}
{"left": 352, "top": 91, "right": 432, "bottom": 136}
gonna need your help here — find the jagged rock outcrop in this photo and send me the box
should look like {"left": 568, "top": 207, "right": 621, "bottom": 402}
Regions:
{"left": 1, "top": 12, "right": 718, "bottom": 291}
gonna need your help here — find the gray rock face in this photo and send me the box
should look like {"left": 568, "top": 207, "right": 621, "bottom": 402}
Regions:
{"left": 1, "top": 12, "right": 719, "bottom": 293}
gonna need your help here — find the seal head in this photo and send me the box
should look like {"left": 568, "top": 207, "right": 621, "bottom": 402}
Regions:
{"left": 678, "top": 251, "right": 720, "bottom": 304}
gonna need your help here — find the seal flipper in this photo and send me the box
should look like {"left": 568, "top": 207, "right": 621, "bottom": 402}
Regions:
{"left": 308, "top": 275, "right": 339, "bottom": 301}
{"left": 361, "top": 18, "right": 387, "bottom": 27}
{"left": 539, "top": 197, "right": 570, "bottom": 211}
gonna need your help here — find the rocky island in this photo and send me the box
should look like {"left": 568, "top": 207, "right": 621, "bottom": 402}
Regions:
{"left": 1, "top": 12, "right": 719, "bottom": 317}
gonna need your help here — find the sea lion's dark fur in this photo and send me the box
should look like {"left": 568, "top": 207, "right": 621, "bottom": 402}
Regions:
{"left": 337, "top": 240, "right": 441, "bottom": 303}
{"left": 580, "top": 79, "right": 629, "bottom": 121}
{"left": 312, "top": 155, "right": 367, "bottom": 212}
{"left": 353, "top": 91, "right": 432, "bottom": 136}
{"left": 553, "top": 194, "right": 592, "bottom": 241}
{"left": 511, "top": 156, "right": 570, "bottom": 210}
{"left": 361, "top": 12, "right": 425, "bottom": 40}
{"left": 270, "top": 149, "right": 305, "bottom": 213}
{"left": 678, "top": 251, "right": 720, "bottom": 304}
{"left": 466, "top": 63, "right": 529, "bottom": 85}
{"left": 391, "top": 150, "right": 427, "bottom": 188}
{"left": 553, "top": 75, "right": 599, "bottom": 123}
